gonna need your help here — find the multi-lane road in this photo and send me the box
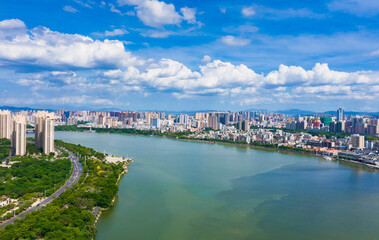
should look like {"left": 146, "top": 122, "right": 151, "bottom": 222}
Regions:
{"left": 0, "top": 149, "right": 83, "bottom": 228}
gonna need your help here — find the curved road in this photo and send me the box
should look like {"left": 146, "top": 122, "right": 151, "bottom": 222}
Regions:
{"left": 0, "top": 149, "right": 83, "bottom": 228}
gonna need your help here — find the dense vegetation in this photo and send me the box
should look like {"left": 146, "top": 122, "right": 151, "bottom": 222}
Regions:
{"left": 0, "top": 138, "right": 11, "bottom": 162}
{"left": 0, "top": 140, "right": 126, "bottom": 239}
{"left": 366, "top": 136, "right": 379, "bottom": 141}
{"left": 0, "top": 157, "right": 70, "bottom": 199}
{"left": 55, "top": 125, "right": 192, "bottom": 138}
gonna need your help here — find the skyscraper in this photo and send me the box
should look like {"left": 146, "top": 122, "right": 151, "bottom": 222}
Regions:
{"left": 0, "top": 110, "right": 11, "bottom": 139}
{"left": 11, "top": 114, "right": 26, "bottom": 156}
{"left": 35, "top": 111, "right": 55, "bottom": 154}
{"left": 208, "top": 116, "right": 218, "bottom": 130}
{"left": 151, "top": 118, "right": 160, "bottom": 128}
{"left": 337, "top": 108, "right": 344, "bottom": 121}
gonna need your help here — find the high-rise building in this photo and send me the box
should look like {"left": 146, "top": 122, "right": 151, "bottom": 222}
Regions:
{"left": 238, "top": 120, "right": 249, "bottom": 131}
{"left": 337, "top": 108, "right": 344, "bottom": 121}
{"left": 336, "top": 121, "right": 345, "bottom": 133}
{"left": 98, "top": 114, "right": 105, "bottom": 125}
{"left": 11, "top": 114, "right": 26, "bottom": 156}
{"left": 35, "top": 111, "right": 55, "bottom": 154}
{"left": 151, "top": 118, "right": 160, "bottom": 128}
{"left": 208, "top": 116, "right": 218, "bottom": 130}
{"left": 0, "top": 110, "right": 11, "bottom": 139}
{"left": 178, "top": 114, "right": 189, "bottom": 124}
{"left": 351, "top": 134, "right": 364, "bottom": 149}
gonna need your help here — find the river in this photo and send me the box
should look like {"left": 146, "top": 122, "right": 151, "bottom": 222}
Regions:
{"left": 55, "top": 131, "right": 379, "bottom": 240}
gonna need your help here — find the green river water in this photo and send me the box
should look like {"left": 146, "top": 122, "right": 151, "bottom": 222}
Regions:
{"left": 55, "top": 131, "right": 379, "bottom": 240}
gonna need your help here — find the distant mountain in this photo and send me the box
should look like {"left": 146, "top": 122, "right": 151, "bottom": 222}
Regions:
{"left": 323, "top": 111, "right": 379, "bottom": 116}
{"left": 1, "top": 105, "right": 378, "bottom": 116}
{"left": 0, "top": 106, "right": 55, "bottom": 112}
{"left": 274, "top": 109, "right": 317, "bottom": 116}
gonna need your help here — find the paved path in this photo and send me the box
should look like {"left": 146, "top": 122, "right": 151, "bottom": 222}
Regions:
{"left": 0, "top": 149, "right": 83, "bottom": 228}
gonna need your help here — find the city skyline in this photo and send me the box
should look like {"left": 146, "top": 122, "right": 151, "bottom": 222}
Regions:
{"left": 1, "top": 0, "right": 379, "bottom": 111}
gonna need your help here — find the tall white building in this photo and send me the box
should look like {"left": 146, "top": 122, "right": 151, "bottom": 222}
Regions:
{"left": 11, "top": 114, "right": 26, "bottom": 156}
{"left": 35, "top": 111, "right": 55, "bottom": 154}
{"left": 351, "top": 134, "right": 365, "bottom": 149}
{"left": 0, "top": 110, "right": 11, "bottom": 139}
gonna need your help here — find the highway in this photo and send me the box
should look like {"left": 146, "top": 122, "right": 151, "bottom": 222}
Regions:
{"left": 0, "top": 149, "right": 83, "bottom": 228}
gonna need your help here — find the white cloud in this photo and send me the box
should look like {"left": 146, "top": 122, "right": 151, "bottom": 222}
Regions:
{"left": 328, "top": 0, "right": 379, "bottom": 16}
{"left": 119, "top": 0, "right": 198, "bottom": 28}
{"left": 221, "top": 35, "right": 251, "bottom": 46}
{"left": 264, "top": 63, "right": 379, "bottom": 86}
{"left": 0, "top": 19, "right": 26, "bottom": 30}
{"left": 242, "top": 7, "right": 256, "bottom": 17}
{"left": 0, "top": 19, "right": 142, "bottom": 68}
{"left": 2, "top": 19, "right": 379, "bottom": 109}
{"left": 180, "top": 7, "right": 197, "bottom": 24}
{"left": 63, "top": 5, "right": 79, "bottom": 13}
{"left": 201, "top": 55, "right": 211, "bottom": 63}
{"left": 73, "top": 0, "right": 93, "bottom": 8}
{"left": 135, "top": 0, "right": 182, "bottom": 27}
{"left": 370, "top": 49, "right": 379, "bottom": 56}
{"left": 255, "top": 6, "right": 324, "bottom": 19}
{"left": 94, "top": 28, "right": 129, "bottom": 37}
{"left": 109, "top": 3, "right": 124, "bottom": 15}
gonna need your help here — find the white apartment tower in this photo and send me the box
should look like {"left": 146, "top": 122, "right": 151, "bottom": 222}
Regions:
{"left": 351, "top": 134, "right": 365, "bottom": 149}
{"left": 11, "top": 114, "right": 26, "bottom": 156}
{"left": 35, "top": 111, "right": 55, "bottom": 154}
{"left": 0, "top": 110, "right": 12, "bottom": 139}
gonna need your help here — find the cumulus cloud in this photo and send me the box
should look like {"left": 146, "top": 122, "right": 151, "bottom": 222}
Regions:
{"left": 180, "top": 7, "right": 197, "bottom": 24}
{"left": 2, "top": 19, "right": 378, "bottom": 109}
{"left": 0, "top": 19, "right": 26, "bottom": 30}
{"left": 0, "top": 19, "right": 141, "bottom": 68}
{"left": 118, "top": 0, "right": 198, "bottom": 28}
{"left": 201, "top": 55, "right": 212, "bottom": 63}
{"left": 221, "top": 35, "right": 251, "bottom": 46}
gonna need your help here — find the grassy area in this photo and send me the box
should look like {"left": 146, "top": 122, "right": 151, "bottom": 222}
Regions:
{"left": 0, "top": 140, "right": 127, "bottom": 239}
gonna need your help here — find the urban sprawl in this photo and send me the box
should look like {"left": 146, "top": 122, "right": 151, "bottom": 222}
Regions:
{"left": 1, "top": 108, "right": 379, "bottom": 167}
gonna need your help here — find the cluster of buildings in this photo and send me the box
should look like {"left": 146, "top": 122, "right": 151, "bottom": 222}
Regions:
{"left": 2, "top": 107, "right": 378, "bottom": 165}
{"left": 54, "top": 107, "right": 379, "bottom": 165}
{"left": 0, "top": 110, "right": 55, "bottom": 156}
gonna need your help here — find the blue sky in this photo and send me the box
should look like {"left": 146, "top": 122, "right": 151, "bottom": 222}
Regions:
{"left": 0, "top": 0, "right": 378, "bottom": 112}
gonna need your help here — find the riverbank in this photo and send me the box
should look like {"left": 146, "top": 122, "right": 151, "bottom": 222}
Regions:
{"left": 92, "top": 156, "right": 133, "bottom": 239}
{"left": 55, "top": 126, "right": 379, "bottom": 171}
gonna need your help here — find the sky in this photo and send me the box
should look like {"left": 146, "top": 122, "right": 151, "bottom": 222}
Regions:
{"left": 0, "top": 0, "right": 378, "bottom": 112}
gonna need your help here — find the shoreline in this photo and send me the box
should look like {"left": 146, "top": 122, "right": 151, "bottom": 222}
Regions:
{"left": 93, "top": 157, "right": 133, "bottom": 234}
{"left": 57, "top": 129, "right": 379, "bottom": 171}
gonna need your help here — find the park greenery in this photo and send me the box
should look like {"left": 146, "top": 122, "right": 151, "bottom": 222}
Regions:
{"left": 55, "top": 124, "right": 192, "bottom": 138}
{"left": 0, "top": 157, "right": 70, "bottom": 199}
{"left": 0, "top": 140, "right": 126, "bottom": 239}
{"left": 0, "top": 139, "right": 11, "bottom": 162}
{"left": 0, "top": 144, "right": 71, "bottom": 223}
